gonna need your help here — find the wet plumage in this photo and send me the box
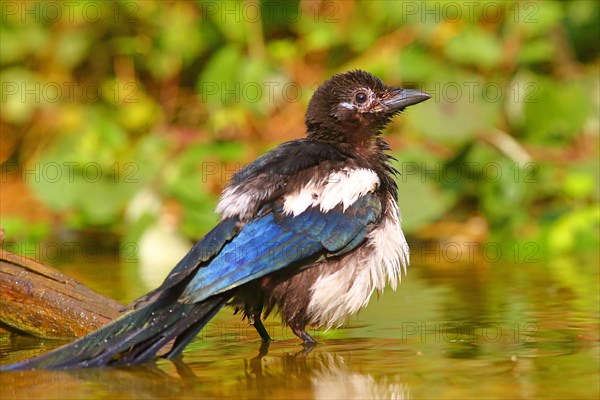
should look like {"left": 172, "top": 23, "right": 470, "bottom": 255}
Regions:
{"left": 1, "top": 70, "right": 430, "bottom": 370}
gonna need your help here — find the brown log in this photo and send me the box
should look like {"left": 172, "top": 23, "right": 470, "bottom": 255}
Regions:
{"left": 0, "top": 249, "right": 122, "bottom": 339}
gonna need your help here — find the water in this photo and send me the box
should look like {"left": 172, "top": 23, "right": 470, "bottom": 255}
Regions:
{"left": 1, "top": 249, "right": 598, "bottom": 399}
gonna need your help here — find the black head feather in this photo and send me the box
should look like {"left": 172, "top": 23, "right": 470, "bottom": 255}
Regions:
{"left": 305, "top": 70, "right": 430, "bottom": 143}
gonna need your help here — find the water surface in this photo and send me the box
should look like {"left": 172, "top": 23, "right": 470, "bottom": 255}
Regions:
{"left": 1, "top": 248, "right": 598, "bottom": 399}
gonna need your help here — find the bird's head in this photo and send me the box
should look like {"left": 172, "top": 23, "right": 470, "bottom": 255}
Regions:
{"left": 305, "top": 70, "right": 430, "bottom": 143}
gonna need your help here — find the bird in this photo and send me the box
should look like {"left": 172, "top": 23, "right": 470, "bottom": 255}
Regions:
{"left": 0, "top": 70, "right": 430, "bottom": 370}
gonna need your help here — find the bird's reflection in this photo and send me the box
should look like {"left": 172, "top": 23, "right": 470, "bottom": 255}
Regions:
{"left": 1, "top": 343, "right": 410, "bottom": 399}
{"left": 242, "top": 342, "right": 410, "bottom": 399}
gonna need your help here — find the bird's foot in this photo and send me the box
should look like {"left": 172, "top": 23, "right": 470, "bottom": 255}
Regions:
{"left": 291, "top": 325, "right": 317, "bottom": 345}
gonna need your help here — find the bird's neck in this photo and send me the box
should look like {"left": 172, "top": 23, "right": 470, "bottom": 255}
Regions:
{"left": 309, "top": 131, "right": 385, "bottom": 163}
{"left": 353, "top": 136, "right": 399, "bottom": 200}
{"left": 353, "top": 133, "right": 383, "bottom": 159}
{"left": 307, "top": 134, "right": 398, "bottom": 196}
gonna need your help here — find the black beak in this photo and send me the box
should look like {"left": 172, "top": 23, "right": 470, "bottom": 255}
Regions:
{"left": 381, "top": 88, "right": 431, "bottom": 111}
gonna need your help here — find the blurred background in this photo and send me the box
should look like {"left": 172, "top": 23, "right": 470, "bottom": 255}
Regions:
{"left": 0, "top": 1, "right": 599, "bottom": 398}
{"left": 1, "top": 0, "right": 599, "bottom": 291}
{"left": 1, "top": 0, "right": 598, "bottom": 283}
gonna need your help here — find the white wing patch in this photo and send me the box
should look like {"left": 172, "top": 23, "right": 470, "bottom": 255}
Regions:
{"left": 307, "top": 198, "right": 409, "bottom": 328}
{"left": 283, "top": 168, "right": 380, "bottom": 216}
{"left": 216, "top": 186, "right": 257, "bottom": 220}
{"left": 216, "top": 172, "right": 280, "bottom": 221}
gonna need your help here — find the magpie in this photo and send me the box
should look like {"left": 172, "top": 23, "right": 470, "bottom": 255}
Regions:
{"left": 1, "top": 70, "right": 430, "bottom": 370}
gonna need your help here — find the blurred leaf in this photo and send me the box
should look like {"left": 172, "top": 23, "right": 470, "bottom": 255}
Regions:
{"left": 26, "top": 122, "right": 167, "bottom": 226}
{"left": 445, "top": 28, "right": 503, "bottom": 69}
{"left": 516, "top": 0, "right": 563, "bottom": 37}
{"left": 0, "top": 68, "right": 40, "bottom": 124}
{"left": 165, "top": 142, "right": 244, "bottom": 188}
{"left": 180, "top": 201, "right": 219, "bottom": 239}
{"left": 0, "top": 24, "right": 48, "bottom": 65}
{"left": 547, "top": 206, "right": 600, "bottom": 254}
{"left": 565, "top": 0, "right": 600, "bottom": 62}
{"left": 55, "top": 31, "right": 92, "bottom": 69}
{"left": 0, "top": 0, "right": 596, "bottom": 251}
{"left": 399, "top": 47, "right": 440, "bottom": 83}
{"left": 0, "top": 27, "right": 25, "bottom": 65}
{"left": 239, "top": 57, "right": 276, "bottom": 113}
{"left": 198, "top": 45, "right": 242, "bottom": 107}
{"left": 118, "top": 97, "right": 162, "bottom": 132}
{"left": 406, "top": 73, "right": 501, "bottom": 145}
{"left": 204, "top": 0, "right": 249, "bottom": 43}
{"left": 563, "top": 170, "right": 596, "bottom": 200}
{"left": 146, "top": 2, "right": 205, "bottom": 79}
{"left": 267, "top": 39, "right": 299, "bottom": 62}
{"left": 1, "top": 217, "right": 50, "bottom": 252}
{"left": 395, "top": 175, "right": 457, "bottom": 233}
{"left": 523, "top": 77, "right": 591, "bottom": 143}
{"left": 518, "top": 39, "right": 556, "bottom": 64}
{"left": 392, "top": 150, "right": 458, "bottom": 232}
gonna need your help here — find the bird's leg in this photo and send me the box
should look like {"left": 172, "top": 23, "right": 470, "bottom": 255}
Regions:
{"left": 251, "top": 312, "right": 272, "bottom": 343}
{"left": 290, "top": 323, "right": 317, "bottom": 345}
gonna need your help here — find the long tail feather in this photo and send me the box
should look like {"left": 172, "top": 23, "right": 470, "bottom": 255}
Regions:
{"left": 1, "top": 218, "right": 242, "bottom": 371}
{"left": 0, "top": 294, "right": 230, "bottom": 370}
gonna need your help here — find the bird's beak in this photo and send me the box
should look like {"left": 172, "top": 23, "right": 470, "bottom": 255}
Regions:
{"left": 381, "top": 88, "right": 431, "bottom": 111}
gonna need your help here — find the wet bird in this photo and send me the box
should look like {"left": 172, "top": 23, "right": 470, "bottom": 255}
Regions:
{"left": 1, "top": 70, "right": 430, "bottom": 370}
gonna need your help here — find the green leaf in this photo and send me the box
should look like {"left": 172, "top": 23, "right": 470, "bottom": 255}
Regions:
{"left": 518, "top": 39, "right": 556, "bottom": 64}
{"left": 198, "top": 46, "right": 243, "bottom": 107}
{"left": 445, "top": 28, "right": 503, "bottom": 69}
{"left": 392, "top": 152, "right": 457, "bottom": 232}
{"left": 55, "top": 31, "right": 92, "bottom": 69}
{"left": 406, "top": 73, "right": 501, "bottom": 146}
{"left": 523, "top": 77, "right": 591, "bottom": 143}
{"left": 563, "top": 170, "right": 596, "bottom": 200}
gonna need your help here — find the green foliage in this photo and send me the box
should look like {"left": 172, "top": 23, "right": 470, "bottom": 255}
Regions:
{"left": 0, "top": 0, "right": 597, "bottom": 260}
{"left": 523, "top": 76, "right": 593, "bottom": 143}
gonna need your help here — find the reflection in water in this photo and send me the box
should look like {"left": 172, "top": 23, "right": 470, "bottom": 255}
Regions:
{"left": 0, "top": 361, "right": 194, "bottom": 400}
{"left": 2, "top": 249, "right": 597, "bottom": 399}
{"left": 244, "top": 344, "right": 409, "bottom": 399}
{"left": 0, "top": 343, "right": 410, "bottom": 400}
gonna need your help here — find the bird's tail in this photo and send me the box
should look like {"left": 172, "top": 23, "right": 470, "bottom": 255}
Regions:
{"left": 0, "top": 292, "right": 230, "bottom": 370}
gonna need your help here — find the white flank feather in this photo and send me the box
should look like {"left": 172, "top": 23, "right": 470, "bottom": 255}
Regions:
{"left": 307, "top": 199, "right": 409, "bottom": 328}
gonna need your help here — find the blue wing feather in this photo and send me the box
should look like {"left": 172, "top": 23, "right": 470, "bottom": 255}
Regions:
{"left": 179, "top": 194, "right": 382, "bottom": 304}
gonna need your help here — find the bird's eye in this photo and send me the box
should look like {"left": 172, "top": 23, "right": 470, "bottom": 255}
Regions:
{"left": 355, "top": 92, "right": 368, "bottom": 104}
